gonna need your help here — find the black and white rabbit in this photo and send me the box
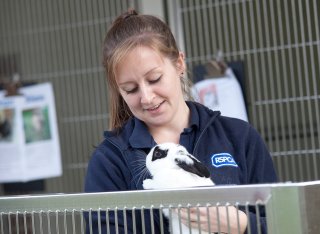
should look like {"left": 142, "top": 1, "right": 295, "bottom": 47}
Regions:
{"left": 143, "top": 142, "right": 214, "bottom": 234}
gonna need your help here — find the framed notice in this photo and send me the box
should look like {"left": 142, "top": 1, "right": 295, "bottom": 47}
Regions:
{"left": 0, "top": 83, "right": 62, "bottom": 182}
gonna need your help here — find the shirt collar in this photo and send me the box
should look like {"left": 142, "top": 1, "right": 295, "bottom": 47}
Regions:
{"left": 186, "top": 101, "right": 200, "bottom": 130}
{"left": 129, "top": 118, "right": 156, "bottom": 149}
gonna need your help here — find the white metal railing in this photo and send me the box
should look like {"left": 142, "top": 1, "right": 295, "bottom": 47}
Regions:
{"left": 1, "top": 181, "right": 320, "bottom": 234}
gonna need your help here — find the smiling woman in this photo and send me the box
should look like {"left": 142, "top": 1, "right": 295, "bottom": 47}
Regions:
{"left": 84, "top": 8, "right": 278, "bottom": 234}
{"left": 115, "top": 46, "right": 188, "bottom": 140}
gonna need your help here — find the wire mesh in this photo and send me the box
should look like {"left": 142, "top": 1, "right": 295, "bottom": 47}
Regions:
{"left": 176, "top": 0, "right": 320, "bottom": 182}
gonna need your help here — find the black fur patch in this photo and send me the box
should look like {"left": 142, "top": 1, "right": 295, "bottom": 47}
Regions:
{"left": 175, "top": 157, "right": 210, "bottom": 178}
{"left": 152, "top": 146, "right": 168, "bottom": 161}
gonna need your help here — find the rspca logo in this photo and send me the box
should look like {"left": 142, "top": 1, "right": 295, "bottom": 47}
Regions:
{"left": 211, "top": 153, "right": 238, "bottom": 168}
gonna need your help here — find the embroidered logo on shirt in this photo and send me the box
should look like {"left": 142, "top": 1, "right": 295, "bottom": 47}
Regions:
{"left": 211, "top": 153, "right": 238, "bottom": 168}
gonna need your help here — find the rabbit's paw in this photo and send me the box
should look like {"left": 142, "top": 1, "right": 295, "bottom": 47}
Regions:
{"left": 142, "top": 179, "right": 155, "bottom": 189}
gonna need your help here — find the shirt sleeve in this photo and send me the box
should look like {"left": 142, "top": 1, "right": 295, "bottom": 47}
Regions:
{"left": 245, "top": 125, "right": 278, "bottom": 184}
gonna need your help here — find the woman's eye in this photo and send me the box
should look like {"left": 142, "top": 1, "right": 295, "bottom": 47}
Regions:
{"left": 125, "top": 87, "right": 138, "bottom": 94}
{"left": 149, "top": 76, "right": 161, "bottom": 84}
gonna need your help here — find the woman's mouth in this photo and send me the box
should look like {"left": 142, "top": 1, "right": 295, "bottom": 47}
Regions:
{"left": 145, "top": 101, "right": 165, "bottom": 111}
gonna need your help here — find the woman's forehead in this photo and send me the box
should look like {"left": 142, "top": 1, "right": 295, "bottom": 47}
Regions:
{"left": 115, "top": 46, "right": 168, "bottom": 80}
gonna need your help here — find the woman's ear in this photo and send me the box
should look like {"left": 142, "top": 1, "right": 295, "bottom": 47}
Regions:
{"left": 176, "top": 51, "right": 186, "bottom": 74}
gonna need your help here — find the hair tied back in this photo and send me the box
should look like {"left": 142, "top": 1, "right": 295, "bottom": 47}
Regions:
{"left": 123, "top": 8, "right": 138, "bottom": 20}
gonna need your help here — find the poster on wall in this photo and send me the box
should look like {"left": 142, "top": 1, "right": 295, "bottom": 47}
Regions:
{"left": 192, "top": 68, "right": 249, "bottom": 122}
{"left": 0, "top": 83, "right": 62, "bottom": 182}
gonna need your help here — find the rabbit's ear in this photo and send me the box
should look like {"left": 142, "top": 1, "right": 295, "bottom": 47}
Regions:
{"left": 175, "top": 157, "right": 210, "bottom": 178}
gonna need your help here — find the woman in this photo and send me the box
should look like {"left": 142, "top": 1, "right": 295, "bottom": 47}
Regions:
{"left": 85, "top": 9, "right": 277, "bottom": 234}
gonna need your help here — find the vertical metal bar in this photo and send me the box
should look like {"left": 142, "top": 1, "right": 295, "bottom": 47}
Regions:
{"left": 234, "top": 0, "right": 244, "bottom": 59}
{"left": 228, "top": 0, "right": 237, "bottom": 58}
{"left": 201, "top": 1, "right": 211, "bottom": 59}
{"left": 140, "top": 206, "right": 145, "bottom": 234}
{"left": 249, "top": 0, "right": 267, "bottom": 148}
{"left": 0, "top": 213, "right": 3, "bottom": 234}
{"left": 195, "top": 0, "right": 205, "bottom": 59}
{"left": 115, "top": 207, "right": 119, "bottom": 234}
{"left": 8, "top": 213, "right": 11, "bottom": 234}
{"left": 305, "top": 0, "right": 319, "bottom": 180}
{"left": 55, "top": 210, "right": 60, "bottom": 234}
{"left": 275, "top": 0, "right": 291, "bottom": 181}
{"left": 62, "top": 0, "right": 75, "bottom": 192}
{"left": 186, "top": 204, "right": 191, "bottom": 232}
{"left": 262, "top": 0, "right": 281, "bottom": 172}
{"left": 221, "top": 1, "right": 230, "bottom": 54}
{"left": 214, "top": 1, "right": 223, "bottom": 53}
{"left": 47, "top": 211, "right": 52, "bottom": 234}
{"left": 225, "top": 203, "right": 231, "bottom": 234}
{"left": 190, "top": 0, "right": 199, "bottom": 61}
{"left": 216, "top": 203, "right": 221, "bottom": 233}
{"left": 131, "top": 207, "right": 136, "bottom": 234}
{"left": 123, "top": 207, "right": 128, "bottom": 234}
{"left": 64, "top": 209, "right": 68, "bottom": 234}
{"left": 39, "top": 211, "right": 44, "bottom": 234}
{"left": 159, "top": 206, "right": 164, "bottom": 234}
{"left": 71, "top": 210, "right": 76, "bottom": 234}
{"left": 255, "top": 202, "right": 262, "bottom": 234}
{"left": 242, "top": 0, "right": 256, "bottom": 123}
{"left": 235, "top": 203, "right": 241, "bottom": 234}
{"left": 207, "top": 1, "right": 218, "bottom": 55}
{"left": 106, "top": 208, "right": 110, "bottom": 234}
{"left": 176, "top": 205, "right": 183, "bottom": 233}
{"left": 168, "top": 206, "right": 173, "bottom": 234}
{"left": 15, "top": 212, "right": 19, "bottom": 234}
{"left": 149, "top": 206, "right": 155, "bottom": 234}
{"left": 77, "top": 0, "right": 87, "bottom": 189}
{"left": 88, "top": 209, "right": 92, "bottom": 234}
{"left": 292, "top": 0, "right": 307, "bottom": 181}
{"left": 312, "top": 0, "right": 320, "bottom": 179}
{"left": 23, "top": 212, "right": 28, "bottom": 234}
{"left": 245, "top": 202, "right": 251, "bottom": 234}
{"left": 80, "top": 209, "right": 85, "bottom": 234}
{"left": 206, "top": 203, "right": 212, "bottom": 234}
{"left": 97, "top": 208, "right": 101, "bottom": 234}
{"left": 31, "top": 211, "right": 35, "bottom": 234}
{"left": 196, "top": 204, "right": 201, "bottom": 232}
{"left": 1, "top": 0, "right": 10, "bottom": 79}
{"left": 255, "top": 0, "right": 272, "bottom": 153}
{"left": 297, "top": 0, "right": 313, "bottom": 181}
{"left": 283, "top": 0, "right": 299, "bottom": 182}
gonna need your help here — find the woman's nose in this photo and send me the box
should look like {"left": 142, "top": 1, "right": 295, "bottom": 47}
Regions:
{"left": 140, "top": 85, "right": 153, "bottom": 104}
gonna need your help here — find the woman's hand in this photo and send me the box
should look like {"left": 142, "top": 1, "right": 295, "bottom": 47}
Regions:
{"left": 177, "top": 205, "right": 248, "bottom": 234}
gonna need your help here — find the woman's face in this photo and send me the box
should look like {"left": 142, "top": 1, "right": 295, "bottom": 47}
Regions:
{"left": 115, "top": 46, "right": 186, "bottom": 129}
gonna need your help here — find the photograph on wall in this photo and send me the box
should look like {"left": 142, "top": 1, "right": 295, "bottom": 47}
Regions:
{"left": 0, "top": 108, "right": 15, "bottom": 142}
{"left": 23, "top": 106, "right": 51, "bottom": 143}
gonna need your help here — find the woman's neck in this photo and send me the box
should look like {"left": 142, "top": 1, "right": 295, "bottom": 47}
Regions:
{"left": 149, "top": 101, "right": 190, "bottom": 144}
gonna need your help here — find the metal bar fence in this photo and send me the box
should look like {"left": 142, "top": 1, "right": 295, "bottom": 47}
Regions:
{"left": 1, "top": 181, "right": 320, "bottom": 234}
{"left": 173, "top": 0, "right": 320, "bottom": 183}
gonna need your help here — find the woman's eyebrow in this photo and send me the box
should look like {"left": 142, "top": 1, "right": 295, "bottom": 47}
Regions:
{"left": 143, "top": 66, "right": 161, "bottom": 77}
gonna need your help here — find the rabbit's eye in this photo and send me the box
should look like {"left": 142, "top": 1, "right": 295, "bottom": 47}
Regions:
{"left": 152, "top": 147, "right": 168, "bottom": 161}
{"left": 177, "top": 150, "right": 185, "bottom": 155}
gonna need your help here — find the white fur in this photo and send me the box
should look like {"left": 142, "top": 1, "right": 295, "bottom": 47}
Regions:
{"left": 143, "top": 143, "right": 214, "bottom": 234}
